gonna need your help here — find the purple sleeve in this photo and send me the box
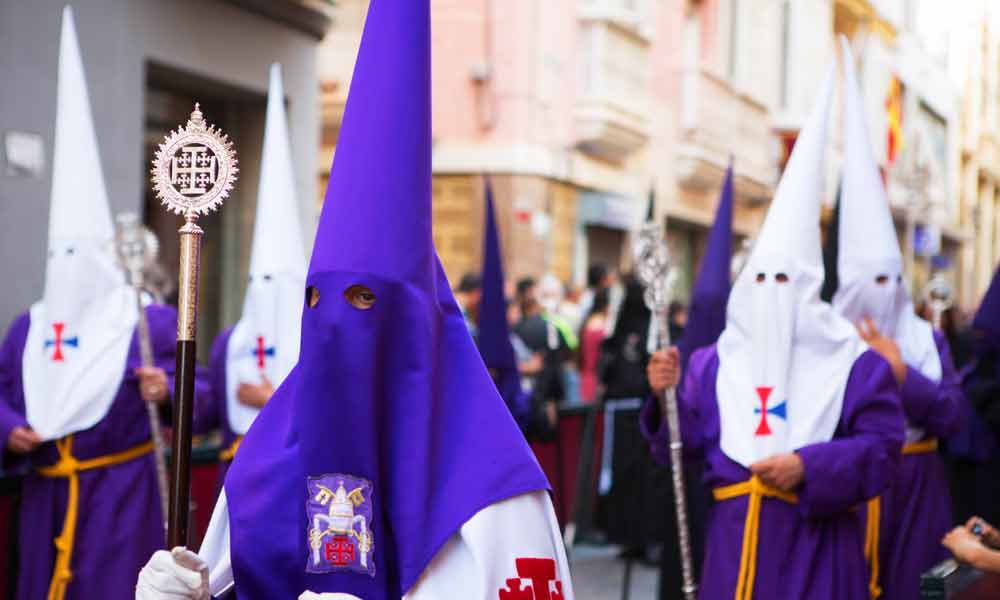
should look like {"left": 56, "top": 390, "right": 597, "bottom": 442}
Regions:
{"left": 194, "top": 329, "right": 229, "bottom": 435}
{"left": 796, "top": 351, "right": 904, "bottom": 518}
{"left": 0, "top": 315, "right": 29, "bottom": 469}
{"left": 639, "top": 346, "right": 712, "bottom": 465}
{"left": 898, "top": 330, "right": 964, "bottom": 438}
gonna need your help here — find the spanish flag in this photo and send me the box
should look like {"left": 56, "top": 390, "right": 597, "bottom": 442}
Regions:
{"left": 886, "top": 76, "right": 903, "bottom": 165}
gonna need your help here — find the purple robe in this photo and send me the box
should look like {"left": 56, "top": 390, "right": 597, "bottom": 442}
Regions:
{"left": 0, "top": 305, "right": 177, "bottom": 600}
{"left": 872, "top": 330, "right": 963, "bottom": 600}
{"left": 641, "top": 344, "right": 904, "bottom": 600}
{"left": 195, "top": 327, "right": 239, "bottom": 485}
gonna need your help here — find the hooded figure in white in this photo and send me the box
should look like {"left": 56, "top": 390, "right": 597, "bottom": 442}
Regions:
{"left": 21, "top": 6, "right": 138, "bottom": 441}
{"left": 642, "top": 56, "right": 904, "bottom": 600}
{"left": 1, "top": 8, "right": 178, "bottom": 599}
{"left": 214, "top": 63, "right": 307, "bottom": 444}
{"left": 716, "top": 66, "right": 866, "bottom": 468}
{"left": 831, "top": 36, "right": 963, "bottom": 600}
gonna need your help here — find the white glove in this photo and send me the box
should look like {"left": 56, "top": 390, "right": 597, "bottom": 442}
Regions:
{"left": 136, "top": 547, "right": 210, "bottom": 600}
{"left": 298, "top": 593, "right": 363, "bottom": 600}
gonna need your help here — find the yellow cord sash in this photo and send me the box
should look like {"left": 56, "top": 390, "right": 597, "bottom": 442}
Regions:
{"left": 36, "top": 435, "right": 154, "bottom": 600}
{"left": 713, "top": 475, "right": 799, "bottom": 600}
{"left": 863, "top": 438, "right": 939, "bottom": 599}
{"left": 219, "top": 435, "right": 243, "bottom": 462}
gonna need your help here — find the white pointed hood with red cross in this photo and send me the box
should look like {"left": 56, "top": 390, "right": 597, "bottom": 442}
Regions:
{"left": 22, "top": 6, "right": 138, "bottom": 441}
{"left": 715, "top": 61, "right": 866, "bottom": 468}
{"left": 224, "top": 63, "right": 307, "bottom": 435}
{"left": 832, "top": 36, "right": 939, "bottom": 442}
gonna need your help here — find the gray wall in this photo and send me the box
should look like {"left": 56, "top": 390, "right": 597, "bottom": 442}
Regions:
{"left": 0, "top": 0, "right": 319, "bottom": 327}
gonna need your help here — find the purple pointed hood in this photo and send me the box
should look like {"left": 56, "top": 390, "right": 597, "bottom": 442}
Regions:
{"left": 973, "top": 263, "right": 1000, "bottom": 352}
{"left": 677, "top": 165, "right": 733, "bottom": 365}
{"left": 477, "top": 178, "right": 530, "bottom": 423}
{"left": 223, "top": 2, "right": 548, "bottom": 597}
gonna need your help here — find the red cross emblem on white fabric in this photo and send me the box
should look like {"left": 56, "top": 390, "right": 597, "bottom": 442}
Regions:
{"left": 43, "top": 322, "right": 79, "bottom": 362}
{"left": 498, "top": 558, "right": 564, "bottom": 600}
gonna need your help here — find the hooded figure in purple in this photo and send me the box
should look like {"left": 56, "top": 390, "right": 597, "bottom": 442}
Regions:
{"left": 476, "top": 178, "right": 531, "bottom": 426}
{"left": 830, "top": 37, "right": 963, "bottom": 600}
{"left": 642, "top": 58, "right": 904, "bottom": 600}
{"left": 135, "top": 2, "right": 573, "bottom": 599}
{"left": 951, "top": 264, "right": 1000, "bottom": 528}
{"left": 0, "top": 8, "right": 178, "bottom": 599}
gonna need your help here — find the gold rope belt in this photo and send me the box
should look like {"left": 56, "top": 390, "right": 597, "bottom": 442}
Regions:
{"left": 863, "top": 438, "right": 939, "bottom": 599}
{"left": 219, "top": 435, "right": 243, "bottom": 462}
{"left": 36, "top": 435, "right": 154, "bottom": 600}
{"left": 713, "top": 475, "right": 799, "bottom": 600}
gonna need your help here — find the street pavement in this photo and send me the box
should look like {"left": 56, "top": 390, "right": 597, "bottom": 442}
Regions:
{"left": 570, "top": 544, "right": 658, "bottom": 599}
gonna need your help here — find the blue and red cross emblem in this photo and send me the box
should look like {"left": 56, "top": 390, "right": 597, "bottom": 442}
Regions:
{"left": 753, "top": 386, "right": 787, "bottom": 436}
{"left": 252, "top": 336, "right": 275, "bottom": 370}
{"left": 44, "top": 322, "right": 78, "bottom": 362}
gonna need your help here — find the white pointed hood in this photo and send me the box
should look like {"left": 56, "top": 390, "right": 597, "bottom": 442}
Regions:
{"left": 716, "top": 62, "right": 866, "bottom": 468}
{"left": 225, "top": 63, "right": 307, "bottom": 435}
{"left": 22, "top": 6, "right": 138, "bottom": 440}
{"left": 832, "top": 36, "right": 939, "bottom": 442}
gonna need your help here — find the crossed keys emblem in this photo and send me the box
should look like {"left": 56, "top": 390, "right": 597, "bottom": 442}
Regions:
{"left": 152, "top": 103, "right": 238, "bottom": 219}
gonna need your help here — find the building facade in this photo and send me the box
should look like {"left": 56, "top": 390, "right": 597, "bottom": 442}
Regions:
{"left": 0, "top": 0, "right": 327, "bottom": 350}
{"left": 318, "top": 0, "right": 974, "bottom": 310}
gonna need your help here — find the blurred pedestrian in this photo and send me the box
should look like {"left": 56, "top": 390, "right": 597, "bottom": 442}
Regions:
{"left": 539, "top": 273, "right": 581, "bottom": 405}
{"left": 580, "top": 263, "right": 617, "bottom": 321}
{"left": 514, "top": 277, "right": 569, "bottom": 441}
{"left": 456, "top": 272, "right": 482, "bottom": 341}
{"left": 578, "top": 289, "right": 609, "bottom": 404}
{"left": 598, "top": 276, "right": 668, "bottom": 563}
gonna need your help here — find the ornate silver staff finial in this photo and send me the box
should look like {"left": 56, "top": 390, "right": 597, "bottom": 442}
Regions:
{"left": 632, "top": 213, "right": 697, "bottom": 600}
{"left": 923, "top": 273, "right": 953, "bottom": 330}
{"left": 114, "top": 212, "right": 159, "bottom": 286}
{"left": 151, "top": 103, "right": 238, "bottom": 223}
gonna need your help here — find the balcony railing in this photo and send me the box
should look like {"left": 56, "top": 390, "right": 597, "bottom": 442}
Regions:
{"left": 676, "top": 68, "right": 773, "bottom": 199}
{"left": 573, "top": 16, "right": 651, "bottom": 162}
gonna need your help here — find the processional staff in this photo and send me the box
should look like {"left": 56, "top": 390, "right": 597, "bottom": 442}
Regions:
{"left": 114, "top": 213, "right": 170, "bottom": 532}
{"left": 634, "top": 206, "right": 697, "bottom": 600}
{"left": 923, "top": 273, "right": 953, "bottom": 331}
{"left": 151, "top": 104, "right": 238, "bottom": 547}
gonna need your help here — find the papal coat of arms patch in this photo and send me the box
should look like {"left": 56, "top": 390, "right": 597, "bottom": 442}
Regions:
{"left": 306, "top": 474, "right": 375, "bottom": 577}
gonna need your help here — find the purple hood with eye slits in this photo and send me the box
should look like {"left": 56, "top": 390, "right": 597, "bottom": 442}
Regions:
{"left": 221, "top": 1, "right": 549, "bottom": 597}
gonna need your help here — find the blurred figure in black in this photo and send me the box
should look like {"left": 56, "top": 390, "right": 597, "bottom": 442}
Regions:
{"left": 514, "top": 277, "right": 571, "bottom": 441}
{"left": 598, "top": 275, "right": 669, "bottom": 564}
{"left": 455, "top": 272, "right": 482, "bottom": 341}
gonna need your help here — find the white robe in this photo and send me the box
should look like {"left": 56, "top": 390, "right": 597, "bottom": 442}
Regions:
{"left": 200, "top": 490, "right": 574, "bottom": 599}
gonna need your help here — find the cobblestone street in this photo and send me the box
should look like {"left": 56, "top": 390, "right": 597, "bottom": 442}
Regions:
{"left": 570, "top": 544, "right": 658, "bottom": 600}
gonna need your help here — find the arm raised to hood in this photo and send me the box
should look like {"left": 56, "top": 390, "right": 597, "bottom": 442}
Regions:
{"left": 898, "top": 330, "right": 964, "bottom": 438}
{"left": 796, "top": 350, "right": 905, "bottom": 518}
